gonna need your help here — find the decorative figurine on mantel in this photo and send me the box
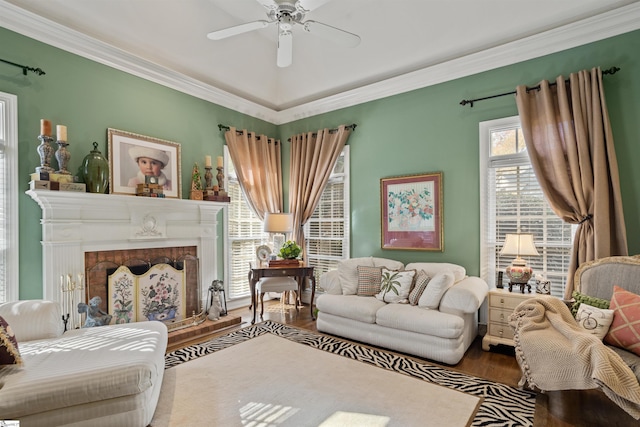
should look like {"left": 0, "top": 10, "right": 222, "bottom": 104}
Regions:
{"left": 189, "top": 162, "right": 204, "bottom": 200}
{"left": 204, "top": 155, "right": 213, "bottom": 189}
{"left": 54, "top": 124, "right": 72, "bottom": 175}
{"left": 78, "top": 296, "right": 112, "bottom": 327}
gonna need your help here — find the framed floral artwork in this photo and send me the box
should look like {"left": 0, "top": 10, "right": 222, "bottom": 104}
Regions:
{"left": 137, "top": 263, "right": 186, "bottom": 322}
{"left": 108, "top": 265, "right": 136, "bottom": 324}
{"left": 381, "top": 172, "right": 443, "bottom": 251}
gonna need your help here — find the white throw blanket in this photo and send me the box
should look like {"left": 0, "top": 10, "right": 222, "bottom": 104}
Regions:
{"left": 509, "top": 296, "right": 640, "bottom": 419}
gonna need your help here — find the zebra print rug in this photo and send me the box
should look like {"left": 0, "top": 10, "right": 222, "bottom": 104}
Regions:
{"left": 165, "top": 321, "right": 536, "bottom": 426}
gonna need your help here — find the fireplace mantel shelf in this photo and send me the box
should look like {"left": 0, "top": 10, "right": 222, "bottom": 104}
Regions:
{"left": 27, "top": 189, "right": 228, "bottom": 220}
{"left": 27, "top": 189, "right": 227, "bottom": 302}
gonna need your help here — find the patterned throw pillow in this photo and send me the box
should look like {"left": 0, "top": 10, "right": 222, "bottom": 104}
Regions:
{"left": 357, "top": 265, "right": 383, "bottom": 296}
{"left": 571, "top": 290, "right": 610, "bottom": 316}
{"left": 605, "top": 286, "right": 640, "bottom": 356}
{"left": 375, "top": 268, "right": 416, "bottom": 303}
{"left": 0, "top": 315, "right": 23, "bottom": 367}
{"left": 408, "top": 270, "right": 431, "bottom": 306}
{"left": 575, "top": 303, "right": 614, "bottom": 340}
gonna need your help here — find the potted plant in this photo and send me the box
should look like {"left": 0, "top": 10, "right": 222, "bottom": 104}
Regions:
{"left": 278, "top": 240, "right": 301, "bottom": 260}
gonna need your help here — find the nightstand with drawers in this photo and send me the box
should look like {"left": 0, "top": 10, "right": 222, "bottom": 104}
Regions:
{"left": 482, "top": 288, "right": 536, "bottom": 351}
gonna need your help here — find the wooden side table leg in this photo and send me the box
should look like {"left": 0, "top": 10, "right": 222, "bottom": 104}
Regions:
{"left": 310, "top": 275, "right": 316, "bottom": 320}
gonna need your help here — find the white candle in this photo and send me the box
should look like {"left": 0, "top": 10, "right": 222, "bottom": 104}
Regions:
{"left": 205, "top": 155, "right": 212, "bottom": 167}
{"left": 56, "top": 125, "right": 67, "bottom": 142}
{"left": 217, "top": 156, "right": 223, "bottom": 168}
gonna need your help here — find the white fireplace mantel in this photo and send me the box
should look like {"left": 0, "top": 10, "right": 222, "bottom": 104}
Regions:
{"left": 27, "top": 190, "right": 227, "bottom": 303}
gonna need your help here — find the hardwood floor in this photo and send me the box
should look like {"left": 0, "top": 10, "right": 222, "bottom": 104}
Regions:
{"left": 172, "top": 301, "right": 637, "bottom": 427}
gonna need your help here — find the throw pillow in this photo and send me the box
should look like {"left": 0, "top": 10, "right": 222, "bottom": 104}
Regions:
{"left": 375, "top": 268, "right": 416, "bottom": 304}
{"left": 408, "top": 270, "right": 431, "bottom": 306}
{"left": 575, "top": 303, "right": 614, "bottom": 340}
{"left": 605, "top": 286, "right": 640, "bottom": 356}
{"left": 357, "top": 265, "right": 383, "bottom": 296}
{"left": 338, "top": 257, "right": 374, "bottom": 295}
{"left": 571, "top": 290, "right": 610, "bottom": 317}
{"left": 418, "top": 271, "right": 455, "bottom": 309}
{"left": 0, "top": 315, "right": 23, "bottom": 367}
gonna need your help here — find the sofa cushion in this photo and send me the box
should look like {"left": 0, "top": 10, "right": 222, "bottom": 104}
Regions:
{"left": 405, "top": 263, "right": 466, "bottom": 283}
{"left": 571, "top": 290, "right": 610, "bottom": 317}
{"left": 338, "top": 257, "right": 374, "bottom": 295}
{"left": 418, "top": 272, "right": 455, "bottom": 309}
{"left": 0, "top": 315, "right": 22, "bottom": 367}
{"left": 575, "top": 304, "right": 614, "bottom": 340}
{"left": 316, "top": 294, "right": 386, "bottom": 324}
{"left": 605, "top": 286, "right": 640, "bottom": 356}
{"left": 372, "top": 258, "right": 405, "bottom": 271}
{"left": 409, "top": 270, "right": 431, "bottom": 306}
{"left": 357, "top": 266, "right": 383, "bottom": 296}
{"left": 0, "top": 321, "right": 167, "bottom": 419}
{"left": 375, "top": 269, "right": 416, "bottom": 303}
{"left": 0, "top": 300, "right": 64, "bottom": 342}
{"left": 375, "top": 304, "right": 464, "bottom": 339}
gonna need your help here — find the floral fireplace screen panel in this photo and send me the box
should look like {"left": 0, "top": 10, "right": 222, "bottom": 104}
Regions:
{"left": 381, "top": 172, "right": 443, "bottom": 251}
{"left": 108, "top": 263, "right": 186, "bottom": 324}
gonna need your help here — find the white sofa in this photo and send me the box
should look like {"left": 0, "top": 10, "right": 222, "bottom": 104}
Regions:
{"left": 316, "top": 257, "right": 489, "bottom": 365}
{"left": 0, "top": 300, "right": 167, "bottom": 426}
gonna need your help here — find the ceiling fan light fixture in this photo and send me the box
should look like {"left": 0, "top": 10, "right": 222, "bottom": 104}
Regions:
{"left": 277, "top": 31, "right": 293, "bottom": 67}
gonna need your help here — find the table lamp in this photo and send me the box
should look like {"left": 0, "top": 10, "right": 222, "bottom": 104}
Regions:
{"left": 500, "top": 233, "right": 539, "bottom": 291}
{"left": 263, "top": 212, "right": 293, "bottom": 253}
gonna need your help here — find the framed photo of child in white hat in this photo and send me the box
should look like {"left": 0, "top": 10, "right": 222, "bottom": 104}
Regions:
{"left": 108, "top": 128, "right": 181, "bottom": 198}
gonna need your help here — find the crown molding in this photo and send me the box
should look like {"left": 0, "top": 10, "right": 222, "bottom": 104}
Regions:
{"left": 2, "top": 1, "right": 640, "bottom": 125}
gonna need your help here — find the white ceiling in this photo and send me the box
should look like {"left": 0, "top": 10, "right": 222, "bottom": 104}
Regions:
{"left": 2, "top": 0, "right": 640, "bottom": 124}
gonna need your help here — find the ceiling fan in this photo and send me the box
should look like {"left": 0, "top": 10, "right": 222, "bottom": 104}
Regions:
{"left": 207, "top": 0, "right": 361, "bottom": 68}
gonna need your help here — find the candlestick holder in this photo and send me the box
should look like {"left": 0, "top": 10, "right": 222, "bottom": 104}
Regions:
{"left": 216, "top": 166, "right": 224, "bottom": 192}
{"left": 55, "top": 140, "right": 72, "bottom": 175}
{"left": 62, "top": 313, "right": 70, "bottom": 332}
{"left": 36, "top": 134, "right": 56, "bottom": 174}
{"left": 204, "top": 166, "right": 213, "bottom": 189}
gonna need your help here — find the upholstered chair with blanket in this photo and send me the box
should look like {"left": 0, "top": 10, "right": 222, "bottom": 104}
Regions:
{"left": 509, "top": 255, "right": 640, "bottom": 420}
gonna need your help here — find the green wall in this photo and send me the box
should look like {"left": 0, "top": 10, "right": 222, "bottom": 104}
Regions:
{"left": 2, "top": 25, "right": 639, "bottom": 298}
{"left": 0, "top": 27, "right": 275, "bottom": 299}
{"left": 279, "top": 29, "right": 640, "bottom": 275}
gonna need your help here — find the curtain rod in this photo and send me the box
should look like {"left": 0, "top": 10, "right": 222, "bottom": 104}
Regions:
{"left": 217, "top": 125, "right": 275, "bottom": 142}
{"left": 218, "top": 123, "right": 357, "bottom": 142}
{"left": 459, "top": 66, "right": 620, "bottom": 107}
{"left": 287, "top": 124, "right": 357, "bottom": 142}
{"left": 0, "top": 58, "right": 46, "bottom": 76}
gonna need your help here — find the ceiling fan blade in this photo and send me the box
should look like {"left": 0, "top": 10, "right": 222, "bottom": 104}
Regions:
{"left": 296, "top": 0, "right": 332, "bottom": 12}
{"left": 277, "top": 31, "right": 293, "bottom": 68}
{"left": 255, "top": 0, "right": 279, "bottom": 11}
{"left": 303, "top": 20, "right": 360, "bottom": 47}
{"left": 207, "top": 20, "right": 271, "bottom": 40}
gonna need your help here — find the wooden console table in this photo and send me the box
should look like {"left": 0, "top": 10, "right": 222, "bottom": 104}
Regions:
{"left": 248, "top": 264, "right": 316, "bottom": 324}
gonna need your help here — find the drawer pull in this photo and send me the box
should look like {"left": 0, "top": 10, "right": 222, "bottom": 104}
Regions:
{"left": 500, "top": 313, "right": 504, "bottom": 321}
{"left": 499, "top": 329, "right": 504, "bottom": 337}
{"left": 500, "top": 298, "right": 505, "bottom": 304}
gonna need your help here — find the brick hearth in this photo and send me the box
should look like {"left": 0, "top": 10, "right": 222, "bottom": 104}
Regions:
{"left": 167, "top": 315, "right": 242, "bottom": 352}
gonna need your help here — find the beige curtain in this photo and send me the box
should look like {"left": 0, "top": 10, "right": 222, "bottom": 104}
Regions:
{"left": 225, "top": 127, "right": 283, "bottom": 219}
{"left": 288, "top": 125, "right": 352, "bottom": 257}
{"left": 515, "top": 67, "right": 628, "bottom": 300}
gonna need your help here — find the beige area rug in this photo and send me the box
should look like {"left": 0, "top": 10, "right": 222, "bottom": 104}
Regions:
{"left": 152, "top": 333, "right": 478, "bottom": 427}
{"left": 152, "top": 321, "right": 536, "bottom": 426}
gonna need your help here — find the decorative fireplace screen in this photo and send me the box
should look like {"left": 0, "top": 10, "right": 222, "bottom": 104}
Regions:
{"left": 108, "top": 263, "right": 186, "bottom": 324}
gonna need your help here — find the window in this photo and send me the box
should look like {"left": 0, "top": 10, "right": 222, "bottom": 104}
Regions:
{"left": 0, "top": 92, "right": 19, "bottom": 303}
{"left": 224, "top": 146, "right": 268, "bottom": 300}
{"left": 224, "top": 145, "right": 350, "bottom": 299}
{"left": 480, "top": 116, "right": 574, "bottom": 297}
{"left": 303, "top": 146, "right": 350, "bottom": 282}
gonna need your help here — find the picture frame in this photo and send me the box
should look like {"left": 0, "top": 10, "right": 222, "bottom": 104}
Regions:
{"left": 107, "top": 128, "right": 181, "bottom": 198}
{"left": 381, "top": 172, "right": 443, "bottom": 251}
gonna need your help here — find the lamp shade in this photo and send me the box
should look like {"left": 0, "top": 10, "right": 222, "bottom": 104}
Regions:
{"left": 500, "top": 233, "right": 539, "bottom": 258}
{"left": 263, "top": 213, "right": 293, "bottom": 234}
